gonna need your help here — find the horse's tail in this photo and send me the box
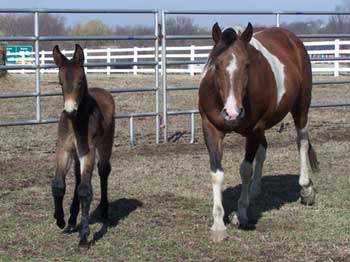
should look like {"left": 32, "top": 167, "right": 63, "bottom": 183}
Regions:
{"left": 308, "top": 142, "right": 320, "bottom": 173}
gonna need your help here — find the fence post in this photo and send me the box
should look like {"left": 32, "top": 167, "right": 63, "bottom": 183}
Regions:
{"left": 84, "top": 48, "right": 88, "bottom": 74}
{"left": 334, "top": 39, "right": 340, "bottom": 77}
{"left": 190, "top": 44, "right": 195, "bottom": 76}
{"left": 133, "top": 46, "right": 138, "bottom": 75}
{"left": 107, "top": 47, "right": 111, "bottom": 75}
{"left": 40, "top": 51, "right": 45, "bottom": 74}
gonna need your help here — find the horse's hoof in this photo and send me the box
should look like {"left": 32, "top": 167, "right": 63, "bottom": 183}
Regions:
{"left": 79, "top": 239, "right": 90, "bottom": 253}
{"left": 210, "top": 230, "right": 228, "bottom": 243}
{"left": 300, "top": 186, "right": 316, "bottom": 206}
{"left": 78, "top": 244, "right": 89, "bottom": 253}
{"left": 56, "top": 218, "right": 66, "bottom": 229}
{"left": 232, "top": 214, "right": 248, "bottom": 228}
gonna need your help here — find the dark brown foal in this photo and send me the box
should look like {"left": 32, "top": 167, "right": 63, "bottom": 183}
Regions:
{"left": 51, "top": 44, "right": 115, "bottom": 249}
{"left": 199, "top": 23, "right": 319, "bottom": 242}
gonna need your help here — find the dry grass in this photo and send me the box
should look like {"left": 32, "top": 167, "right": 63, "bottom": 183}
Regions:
{"left": 0, "top": 73, "right": 350, "bottom": 261}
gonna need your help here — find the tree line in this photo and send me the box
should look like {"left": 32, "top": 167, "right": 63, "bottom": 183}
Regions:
{"left": 1, "top": 0, "right": 350, "bottom": 50}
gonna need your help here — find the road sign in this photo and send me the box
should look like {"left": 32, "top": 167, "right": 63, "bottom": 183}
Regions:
{"left": 6, "top": 46, "right": 33, "bottom": 64}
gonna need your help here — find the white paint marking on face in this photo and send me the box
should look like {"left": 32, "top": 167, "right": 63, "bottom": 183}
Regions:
{"left": 250, "top": 36, "right": 286, "bottom": 108}
{"left": 224, "top": 54, "right": 240, "bottom": 119}
{"left": 64, "top": 99, "right": 77, "bottom": 113}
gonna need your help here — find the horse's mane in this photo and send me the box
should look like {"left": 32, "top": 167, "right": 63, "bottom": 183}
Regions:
{"left": 204, "top": 28, "right": 237, "bottom": 71}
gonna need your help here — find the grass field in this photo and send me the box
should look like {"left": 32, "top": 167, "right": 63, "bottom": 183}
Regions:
{"left": 0, "top": 73, "right": 350, "bottom": 261}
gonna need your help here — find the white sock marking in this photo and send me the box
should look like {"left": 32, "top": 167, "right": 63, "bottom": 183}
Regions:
{"left": 211, "top": 170, "right": 226, "bottom": 231}
{"left": 297, "top": 128, "right": 310, "bottom": 186}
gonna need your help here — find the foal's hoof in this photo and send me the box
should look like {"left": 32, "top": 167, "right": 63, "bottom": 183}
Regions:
{"left": 63, "top": 224, "right": 78, "bottom": 234}
{"left": 300, "top": 186, "right": 316, "bottom": 206}
{"left": 55, "top": 218, "right": 66, "bottom": 229}
{"left": 210, "top": 230, "right": 228, "bottom": 243}
{"left": 232, "top": 215, "right": 252, "bottom": 230}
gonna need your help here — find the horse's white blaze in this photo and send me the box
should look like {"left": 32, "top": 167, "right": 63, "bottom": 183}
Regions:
{"left": 224, "top": 55, "right": 240, "bottom": 118}
{"left": 250, "top": 37, "right": 286, "bottom": 108}
{"left": 64, "top": 99, "right": 77, "bottom": 113}
{"left": 211, "top": 170, "right": 226, "bottom": 231}
{"left": 297, "top": 128, "right": 310, "bottom": 186}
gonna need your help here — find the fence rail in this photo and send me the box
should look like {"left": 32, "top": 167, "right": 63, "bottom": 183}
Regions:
{"left": 1, "top": 8, "right": 350, "bottom": 145}
{"left": 6, "top": 39, "right": 350, "bottom": 76}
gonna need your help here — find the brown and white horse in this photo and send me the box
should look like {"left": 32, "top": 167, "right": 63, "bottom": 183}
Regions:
{"left": 199, "top": 23, "right": 319, "bottom": 242}
{"left": 51, "top": 44, "right": 115, "bottom": 249}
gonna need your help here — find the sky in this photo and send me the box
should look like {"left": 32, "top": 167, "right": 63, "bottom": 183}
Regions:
{"left": 0, "top": 0, "right": 345, "bottom": 28}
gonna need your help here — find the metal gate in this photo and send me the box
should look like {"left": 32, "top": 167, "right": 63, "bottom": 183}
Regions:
{"left": 1, "top": 9, "right": 350, "bottom": 145}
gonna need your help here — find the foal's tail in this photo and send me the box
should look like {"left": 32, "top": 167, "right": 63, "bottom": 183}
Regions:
{"left": 308, "top": 142, "right": 320, "bottom": 173}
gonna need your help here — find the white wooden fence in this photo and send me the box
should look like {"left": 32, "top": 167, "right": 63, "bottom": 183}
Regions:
{"left": 6, "top": 39, "right": 350, "bottom": 76}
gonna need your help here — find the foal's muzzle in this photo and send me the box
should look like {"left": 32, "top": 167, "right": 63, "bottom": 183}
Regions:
{"left": 221, "top": 107, "right": 245, "bottom": 126}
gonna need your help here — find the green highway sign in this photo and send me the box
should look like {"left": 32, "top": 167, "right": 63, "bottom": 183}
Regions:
{"left": 6, "top": 46, "right": 33, "bottom": 64}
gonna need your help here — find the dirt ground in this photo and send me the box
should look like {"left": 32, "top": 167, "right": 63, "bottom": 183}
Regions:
{"left": 0, "top": 74, "right": 350, "bottom": 261}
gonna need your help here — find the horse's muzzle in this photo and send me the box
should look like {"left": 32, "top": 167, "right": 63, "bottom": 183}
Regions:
{"left": 64, "top": 108, "right": 78, "bottom": 118}
{"left": 221, "top": 107, "right": 245, "bottom": 126}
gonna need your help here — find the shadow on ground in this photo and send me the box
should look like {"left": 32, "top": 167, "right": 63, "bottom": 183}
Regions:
{"left": 223, "top": 174, "right": 301, "bottom": 229}
{"left": 88, "top": 198, "right": 143, "bottom": 246}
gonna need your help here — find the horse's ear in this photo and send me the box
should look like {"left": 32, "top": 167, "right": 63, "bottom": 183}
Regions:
{"left": 241, "top": 22, "right": 253, "bottom": 43}
{"left": 73, "top": 44, "right": 85, "bottom": 67}
{"left": 212, "top": 22, "right": 222, "bottom": 44}
{"left": 52, "top": 45, "right": 67, "bottom": 68}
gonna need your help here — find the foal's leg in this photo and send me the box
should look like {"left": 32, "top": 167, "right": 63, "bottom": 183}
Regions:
{"left": 202, "top": 118, "right": 226, "bottom": 242}
{"left": 250, "top": 135, "right": 267, "bottom": 199}
{"left": 77, "top": 149, "right": 95, "bottom": 249}
{"left": 96, "top": 121, "right": 114, "bottom": 219}
{"left": 234, "top": 134, "right": 260, "bottom": 227}
{"left": 65, "top": 152, "right": 81, "bottom": 232}
{"left": 97, "top": 160, "right": 111, "bottom": 219}
{"left": 52, "top": 147, "right": 72, "bottom": 229}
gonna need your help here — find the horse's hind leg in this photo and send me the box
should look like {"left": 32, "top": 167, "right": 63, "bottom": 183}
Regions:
{"left": 249, "top": 134, "right": 267, "bottom": 199}
{"left": 234, "top": 133, "right": 260, "bottom": 228}
{"left": 52, "top": 147, "right": 72, "bottom": 229}
{"left": 65, "top": 152, "right": 81, "bottom": 233}
{"left": 292, "top": 99, "right": 319, "bottom": 205}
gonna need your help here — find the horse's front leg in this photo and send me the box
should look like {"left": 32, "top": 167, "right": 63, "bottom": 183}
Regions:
{"left": 52, "top": 146, "right": 72, "bottom": 229}
{"left": 77, "top": 148, "right": 95, "bottom": 250}
{"left": 202, "top": 118, "right": 227, "bottom": 242}
{"left": 234, "top": 134, "right": 260, "bottom": 228}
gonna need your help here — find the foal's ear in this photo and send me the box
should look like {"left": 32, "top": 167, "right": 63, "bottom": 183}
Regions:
{"left": 241, "top": 22, "right": 253, "bottom": 43}
{"left": 212, "top": 22, "right": 222, "bottom": 45}
{"left": 73, "top": 44, "right": 85, "bottom": 67}
{"left": 53, "top": 45, "right": 67, "bottom": 68}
